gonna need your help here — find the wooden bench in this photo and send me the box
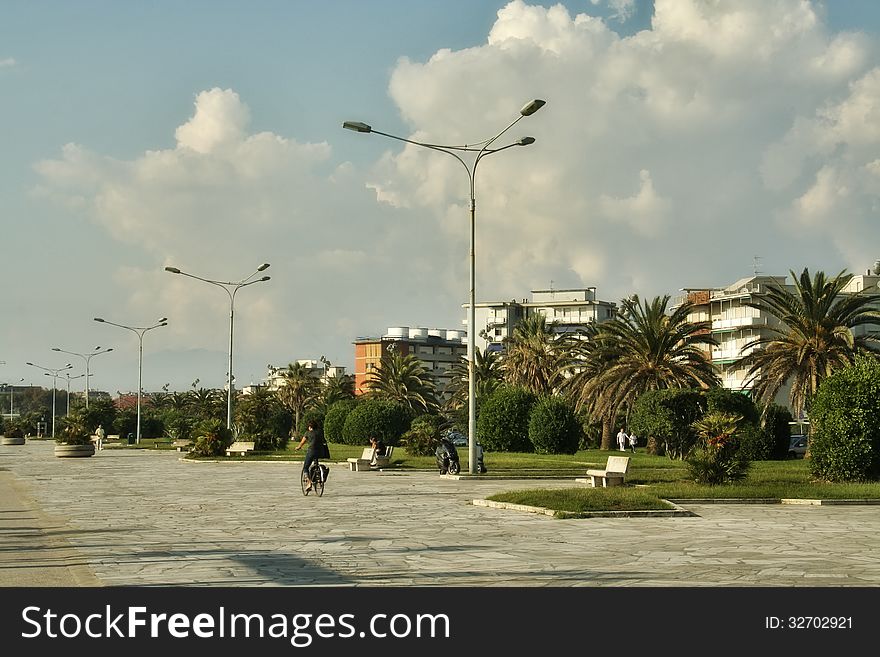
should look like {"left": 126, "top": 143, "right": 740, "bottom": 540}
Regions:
{"left": 578, "top": 455, "right": 630, "bottom": 487}
{"left": 348, "top": 448, "right": 376, "bottom": 471}
{"left": 225, "top": 441, "right": 255, "bottom": 457}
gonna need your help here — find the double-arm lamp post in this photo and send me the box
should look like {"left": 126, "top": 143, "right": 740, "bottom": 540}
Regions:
{"left": 164, "top": 264, "right": 270, "bottom": 429}
{"left": 94, "top": 317, "right": 167, "bottom": 444}
{"left": 343, "top": 98, "right": 546, "bottom": 474}
{"left": 62, "top": 372, "right": 85, "bottom": 415}
{"left": 25, "top": 362, "right": 72, "bottom": 438}
{"left": 51, "top": 347, "right": 113, "bottom": 409}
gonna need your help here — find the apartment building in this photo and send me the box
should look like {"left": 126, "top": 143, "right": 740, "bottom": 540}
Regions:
{"left": 467, "top": 287, "right": 617, "bottom": 352}
{"left": 353, "top": 327, "right": 467, "bottom": 400}
{"left": 242, "top": 360, "right": 347, "bottom": 395}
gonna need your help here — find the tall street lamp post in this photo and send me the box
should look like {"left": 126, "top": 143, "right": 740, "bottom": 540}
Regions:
{"left": 62, "top": 372, "right": 85, "bottom": 415}
{"left": 94, "top": 316, "right": 167, "bottom": 444}
{"left": 25, "top": 362, "right": 72, "bottom": 438}
{"left": 164, "top": 264, "right": 271, "bottom": 429}
{"left": 51, "top": 347, "right": 113, "bottom": 408}
{"left": 2, "top": 378, "right": 24, "bottom": 417}
{"left": 343, "top": 99, "right": 546, "bottom": 474}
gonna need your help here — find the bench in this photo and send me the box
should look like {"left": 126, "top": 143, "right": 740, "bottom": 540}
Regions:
{"left": 347, "top": 446, "right": 394, "bottom": 471}
{"left": 578, "top": 455, "right": 630, "bottom": 488}
{"left": 173, "top": 439, "right": 193, "bottom": 452}
{"left": 347, "top": 448, "right": 376, "bottom": 471}
{"left": 225, "top": 441, "right": 255, "bottom": 457}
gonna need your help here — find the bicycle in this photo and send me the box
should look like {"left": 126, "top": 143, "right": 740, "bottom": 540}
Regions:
{"left": 301, "top": 457, "right": 328, "bottom": 497}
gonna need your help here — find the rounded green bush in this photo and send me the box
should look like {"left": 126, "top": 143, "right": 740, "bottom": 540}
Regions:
{"left": 809, "top": 357, "right": 880, "bottom": 482}
{"left": 528, "top": 396, "right": 580, "bottom": 455}
{"left": 342, "top": 398, "right": 412, "bottom": 446}
{"left": 476, "top": 386, "right": 536, "bottom": 452}
{"left": 190, "top": 419, "right": 233, "bottom": 457}
{"left": 402, "top": 415, "right": 443, "bottom": 456}
{"left": 324, "top": 399, "right": 359, "bottom": 444}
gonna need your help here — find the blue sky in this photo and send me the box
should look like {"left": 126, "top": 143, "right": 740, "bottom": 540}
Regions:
{"left": 2, "top": 0, "right": 880, "bottom": 393}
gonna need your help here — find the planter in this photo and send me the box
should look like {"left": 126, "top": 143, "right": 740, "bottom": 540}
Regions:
{"left": 54, "top": 444, "right": 96, "bottom": 458}
{"left": 1, "top": 436, "right": 26, "bottom": 446}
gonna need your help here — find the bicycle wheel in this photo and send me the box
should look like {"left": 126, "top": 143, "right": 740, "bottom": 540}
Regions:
{"left": 301, "top": 469, "right": 311, "bottom": 496}
{"left": 313, "top": 464, "right": 325, "bottom": 497}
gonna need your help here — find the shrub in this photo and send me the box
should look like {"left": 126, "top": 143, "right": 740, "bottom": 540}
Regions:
{"left": 4, "top": 420, "right": 23, "bottom": 439}
{"left": 163, "top": 410, "right": 196, "bottom": 442}
{"left": 630, "top": 389, "right": 705, "bottom": 459}
{"left": 809, "top": 356, "right": 880, "bottom": 482}
{"left": 761, "top": 403, "right": 793, "bottom": 460}
{"left": 55, "top": 412, "right": 92, "bottom": 445}
{"left": 324, "top": 399, "right": 359, "bottom": 444}
{"left": 528, "top": 396, "right": 580, "bottom": 455}
{"left": 297, "top": 407, "right": 326, "bottom": 436}
{"left": 402, "top": 415, "right": 443, "bottom": 456}
{"left": 705, "top": 387, "right": 760, "bottom": 425}
{"left": 0, "top": 415, "right": 4, "bottom": 435}
{"left": 190, "top": 419, "right": 233, "bottom": 457}
{"left": 476, "top": 386, "right": 536, "bottom": 452}
{"left": 342, "top": 399, "right": 412, "bottom": 446}
{"left": 234, "top": 392, "right": 292, "bottom": 448}
{"left": 685, "top": 411, "right": 751, "bottom": 485}
{"left": 737, "top": 423, "right": 775, "bottom": 461}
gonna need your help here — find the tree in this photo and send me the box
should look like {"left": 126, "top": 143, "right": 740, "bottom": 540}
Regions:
{"left": 320, "top": 374, "right": 355, "bottom": 409}
{"left": 276, "top": 362, "right": 321, "bottom": 433}
{"left": 476, "top": 385, "right": 536, "bottom": 452}
{"left": 187, "top": 387, "right": 224, "bottom": 421}
{"left": 500, "top": 313, "right": 569, "bottom": 396}
{"left": 443, "top": 346, "right": 502, "bottom": 413}
{"left": 367, "top": 350, "right": 439, "bottom": 414}
{"left": 566, "top": 296, "right": 719, "bottom": 449}
{"left": 734, "top": 269, "right": 880, "bottom": 420}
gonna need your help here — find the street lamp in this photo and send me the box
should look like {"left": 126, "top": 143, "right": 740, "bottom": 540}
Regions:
{"left": 51, "top": 346, "right": 113, "bottom": 408}
{"left": 2, "top": 378, "right": 24, "bottom": 417}
{"left": 25, "top": 362, "right": 72, "bottom": 438}
{"left": 343, "top": 98, "right": 545, "bottom": 473}
{"left": 61, "top": 372, "right": 85, "bottom": 415}
{"left": 94, "top": 316, "right": 167, "bottom": 444}
{"left": 164, "top": 264, "right": 271, "bottom": 429}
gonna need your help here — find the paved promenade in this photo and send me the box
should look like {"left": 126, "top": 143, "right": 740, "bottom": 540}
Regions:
{"left": 2, "top": 440, "right": 880, "bottom": 587}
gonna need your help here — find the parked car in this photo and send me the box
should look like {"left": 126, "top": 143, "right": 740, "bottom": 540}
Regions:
{"left": 788, "top": 435, "right": 808, "bottom": 458}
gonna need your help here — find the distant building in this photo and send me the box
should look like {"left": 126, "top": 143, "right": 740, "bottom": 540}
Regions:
{"left": 466, "top": 287, "right": 617, "bottom": 352}
{"left": 244, "top": 359, "right": 347, "bottom": 396}
{"left": 353, "top": 327, "right": 467, "bottom": 400}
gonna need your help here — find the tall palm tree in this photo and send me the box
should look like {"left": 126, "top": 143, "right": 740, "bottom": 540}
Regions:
{"left": 444, "top": 346, "right": 502, "bottom": 413}
{"left": 276, "top": 362, "right": 320, "bottom": 432}
{"left": 500, "top": 313, "right": 570, "bottom": 396}
{"left": 566, "top": 295, "right": 719, "bottom": 449}
{"left": 734, "top": 268, "right": 880, "bottom": 419}
{"left": 187, "top": 387, "right": 224, "bottom": 421}
{"left": 367, "top": 350, "right": 439, "bottom": 414}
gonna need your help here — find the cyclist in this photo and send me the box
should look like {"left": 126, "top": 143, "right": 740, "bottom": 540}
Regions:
{"left": 295, "top": 421, "right": 323, "bottom": 492}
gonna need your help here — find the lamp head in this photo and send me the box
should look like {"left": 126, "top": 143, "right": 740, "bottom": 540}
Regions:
{"left": 520, "top": 99, "right": 546, "bottom": 116}
{"left": 51, "top": 348, "right": 60, "bottom": 352}
{"left": 165, "top": 267, "right": 181, "bottom": 274}
{"left": 343, "top": 121, "right": 372, "bottom": 133}
{"left": 517, "top": 136, "right": 536, "bottom": 146}
{"left": 158, "top": 317, "right": 168, "bottom": 323}
{"left": 26, "top": 362, "right": 34, "bottom": 366}
{"left": 257, "top": 263, "right": 270, "bottom": 272}
{"left": 260, "top": 276, "right": 271, "bottom": 282}
{"left": 94, "top": 317, "right": 105, "bottom": 323}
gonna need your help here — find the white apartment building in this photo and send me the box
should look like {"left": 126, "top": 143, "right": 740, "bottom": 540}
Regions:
{"left": 241, "top": 360, "right": 347, "bottom": 395}
{"left": 467, "top": 287, "right": 617, "bottom": 352}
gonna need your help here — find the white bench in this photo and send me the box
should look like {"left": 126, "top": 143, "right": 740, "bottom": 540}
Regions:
{"left": 225, "top": 441, "right": 255, "bottom": 457}
{"left": 348, "top": 448, "right": 376, "bottom": 471}
{"left": 579, "top": 455, "right": 630, "bottom": 487}
{"left": 173, "top": 439, "right": 193, "bottom": 452}
{"left": 374, "top": 445, "right": 393, "bottom": 468}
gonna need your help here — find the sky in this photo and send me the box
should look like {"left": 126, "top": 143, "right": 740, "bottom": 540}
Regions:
{"left": 2, "top": 0, "right": 880, "bottom": 394}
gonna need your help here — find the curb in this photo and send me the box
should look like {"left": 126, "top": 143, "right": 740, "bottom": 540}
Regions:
{"left": 472, "top": 498, "right": 696, "bottom": 519}
{"left": 667, "top": 498, "right": 880, "bottom": 506}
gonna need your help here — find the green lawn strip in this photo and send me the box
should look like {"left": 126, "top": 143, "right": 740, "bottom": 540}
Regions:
{"left": 487, "top": 488, "right": 673, "bottom": 512}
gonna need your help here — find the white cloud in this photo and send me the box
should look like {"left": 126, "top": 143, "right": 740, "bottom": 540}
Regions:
{"left": 32, "top": 1, "right": 880, "bottom": 386}
{"left": 0, "top": 57, "right": 15, "bottom": 68}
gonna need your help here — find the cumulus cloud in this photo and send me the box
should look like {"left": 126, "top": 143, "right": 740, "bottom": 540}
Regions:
{"left": 33, "top": 1, "right": 880, "bottom": 386}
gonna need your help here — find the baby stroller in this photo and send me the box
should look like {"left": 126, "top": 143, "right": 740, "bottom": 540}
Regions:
{"left": 435, "top": 437, "right": 461, "bottom": 475}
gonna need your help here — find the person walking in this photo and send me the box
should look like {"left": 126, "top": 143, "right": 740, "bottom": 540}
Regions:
{"left": 616, "top": 427, "right": 628, "bottom": 452}
{"left": 628, "top": 431, "right": 638, "bottom": 453}
{"left": 95, "top": 424, "right": 106, "bottom": 451}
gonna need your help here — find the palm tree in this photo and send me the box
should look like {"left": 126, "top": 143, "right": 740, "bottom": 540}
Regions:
{"left": 734, "top": 268, "right": 880, "bottom": 419}
{"left": 187, "top": 387, "right": 224, "bottom": 421}
{"left": 566, "top": 295, "right": 719, "bottom": 449}
{"left": 320, "top": 373, "right": 355, "bottom": 408}
{"left": 500, "top": 313, "right": 570, "bottom": 396}
{"left": 444, "top": 346, "right": 502, "bottom": 413}
{"left": 276, "top": 362, "right": 320, "bottom": 432}
{"left": 367, "top": 350, "right": 439, "bottom": 414}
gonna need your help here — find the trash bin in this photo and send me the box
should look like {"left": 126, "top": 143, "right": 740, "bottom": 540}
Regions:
{"left": 127, "top": 433, "right": 135, "bottom": 445}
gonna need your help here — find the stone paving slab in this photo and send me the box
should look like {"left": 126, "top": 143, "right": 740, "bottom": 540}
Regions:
{"left": 3, "top": 440, "right": 880, "bottom": 587}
